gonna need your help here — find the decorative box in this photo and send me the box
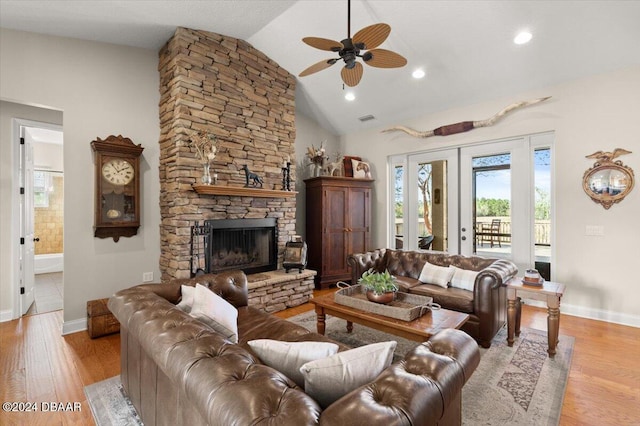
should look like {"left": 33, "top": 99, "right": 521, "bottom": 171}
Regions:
{"left": 87, "top": 298, "right": 120, "bottom": 338}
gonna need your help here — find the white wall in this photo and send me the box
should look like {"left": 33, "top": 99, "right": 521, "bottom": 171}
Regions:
{"left": 0, "top": 28, "right": 161, "bottom": 331}
{"left": 33, "top": 141, "right": 64, "bottom": 171}
{"left": 294, "top": 111, "right": 340, "bottom": 239}
{"left": 339, "top": 66, "right": 640, "bottom": 326}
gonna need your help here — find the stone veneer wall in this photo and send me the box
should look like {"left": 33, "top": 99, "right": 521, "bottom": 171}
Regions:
{"left": 158, "top": 27, "right": 297, "bottom": 280}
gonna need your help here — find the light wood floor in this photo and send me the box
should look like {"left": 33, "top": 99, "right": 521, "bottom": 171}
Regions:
{"left": 1, "top": 290, "right": 638, "bottom": 425}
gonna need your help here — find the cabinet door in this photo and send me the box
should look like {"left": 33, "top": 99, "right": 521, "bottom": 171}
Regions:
{"left": 324, "top": 186, "right": 349, "bottom": 277}
{"left": 347, "top": 187, "right": 370, "bottom": 255}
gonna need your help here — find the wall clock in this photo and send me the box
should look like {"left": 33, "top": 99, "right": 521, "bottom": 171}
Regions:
{"left": 91, "top": 135, "right": 144, "bottom": 242}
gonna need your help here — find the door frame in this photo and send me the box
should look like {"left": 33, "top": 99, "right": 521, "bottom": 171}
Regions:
{"left": 387, "top": 132, "right": 555, "bottom": 278}
{"left": 11, "top": 118, "right": 64, "bottom": 319}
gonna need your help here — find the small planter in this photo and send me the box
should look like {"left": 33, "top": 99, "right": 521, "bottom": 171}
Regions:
{"left": 366, "top": 290, "right": 395, "bottom": 304}
{"left": 359, "top": 269, "right": 398, "bottom": 305}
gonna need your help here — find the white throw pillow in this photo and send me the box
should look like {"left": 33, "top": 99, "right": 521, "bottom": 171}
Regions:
{"left": 450, "top": 266, "right": 479, "bottom": 292}
{"left": 248, "top": 339, "right": 339, "bottom": 388}
{"left": 418, "top": 261, "right": 455, "bottom": 288}
{"left": 299, "top": 341, "right": 397, "bottom": 408}
{"left": 176, "top": 285, "right": 195, "bottom": 313}
{"left": 189, "top": 284, "right": 238, "bottom": 343}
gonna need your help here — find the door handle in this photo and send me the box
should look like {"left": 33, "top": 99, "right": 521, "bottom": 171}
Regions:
{"left": 461, "top": 228, "right": 466, "bottom": 232}
{"left": 461, "top": 236, "right": 467, "bottom": 241}
{"left": 33, "top": 237, "right": 40, "bottom": 242}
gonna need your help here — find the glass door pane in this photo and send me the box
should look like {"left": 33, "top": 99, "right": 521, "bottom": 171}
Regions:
{"left": 407, "top": 150, "right": 458, "bottom": 252}
{"left": 534, "top": 147, "right": 552, "bottom": 280}
{"left": 417, "top": 160, "right": 448, "bottom": 251}
{"left": 472, "top": 153, "right": 512, "bottom": 258}
{"left": 393, "top": 164, "right": 404, "bottom": 249}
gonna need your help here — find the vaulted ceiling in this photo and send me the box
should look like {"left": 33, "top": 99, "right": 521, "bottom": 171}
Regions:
{"left": 2, "top": 1, "right": 639, "bottom": 135}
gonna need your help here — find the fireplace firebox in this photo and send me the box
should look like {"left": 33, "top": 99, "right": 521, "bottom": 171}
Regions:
{"left": 193, "top": 218, "right": 278, "bottom": 276}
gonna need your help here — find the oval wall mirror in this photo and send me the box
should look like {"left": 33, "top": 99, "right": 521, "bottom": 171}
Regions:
{"left": 583, "top": 149, "right": 635, "bottom": 209}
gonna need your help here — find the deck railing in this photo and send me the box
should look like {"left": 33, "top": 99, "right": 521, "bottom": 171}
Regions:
{"left": 394, "top": 218, "right": 551, "bottom": 246}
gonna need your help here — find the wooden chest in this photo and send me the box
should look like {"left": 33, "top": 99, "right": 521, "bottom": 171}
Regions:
{"left": 87, "top": 298, "right": 120, "bottom": 338}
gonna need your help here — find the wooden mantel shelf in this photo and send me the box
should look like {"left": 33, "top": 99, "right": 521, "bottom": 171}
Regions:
{"left": 193, "top": 184, "right": 297, "bottom": 198}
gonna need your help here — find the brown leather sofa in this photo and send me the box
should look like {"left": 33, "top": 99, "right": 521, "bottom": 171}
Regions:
{"left": 109, "top": 270, "right": 480, "bottom": 426}
{"left": 347, "top": 249, "right": 518, "bottom": 348}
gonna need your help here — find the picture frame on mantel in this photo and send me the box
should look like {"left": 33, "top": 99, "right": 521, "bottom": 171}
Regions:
{"left": 343, "top": 155, "right": 361, "bottom": 177}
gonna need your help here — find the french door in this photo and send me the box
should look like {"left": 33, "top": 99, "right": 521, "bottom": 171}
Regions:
{"left": 389, "top": 133, "right": 554, "bottom": 277}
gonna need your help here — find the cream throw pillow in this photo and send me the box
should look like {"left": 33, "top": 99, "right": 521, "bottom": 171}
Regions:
{"left": 299, "top": 341, "right": 397, "bottom": 408}
{"left": 189, "top": 284, "right": 238, "bottom": 343}
{"left": 450, "top": 266, "right": 479, "bottom": 292}
{"left": 418, "top": 261, "right": 455, "bottom": 288}
{"left": 248, "top": 339, "right": 339, "bottom": 388}
{"left": 176, "top": 284, "right": 195, "bottom": 313}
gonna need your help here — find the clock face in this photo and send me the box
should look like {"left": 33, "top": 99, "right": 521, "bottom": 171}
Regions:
{"left": 102, "top": 158, "right": 134, "bottom": 185}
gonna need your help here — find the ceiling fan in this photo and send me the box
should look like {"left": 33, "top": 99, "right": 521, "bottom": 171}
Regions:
{"left": 299, "top": 0, "right": 407, "bottom": 87}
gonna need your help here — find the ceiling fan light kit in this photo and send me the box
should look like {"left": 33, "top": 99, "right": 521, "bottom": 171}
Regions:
{"left": 299, "top": 0, "right": 407, "bottom": 87}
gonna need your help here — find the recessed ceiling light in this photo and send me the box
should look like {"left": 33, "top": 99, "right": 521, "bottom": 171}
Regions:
{"left": 345, "top": 92, "right": 356, "bottom": 101}
{"left": 412, "top": 69, "right": 426, "bottom": 79}
{"left": 514, "top": 31, "right": 532, "bottom": 45}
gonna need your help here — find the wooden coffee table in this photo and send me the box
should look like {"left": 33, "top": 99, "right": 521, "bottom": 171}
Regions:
{"left": 310, "top": 293, "right": 469, "bottom": 342}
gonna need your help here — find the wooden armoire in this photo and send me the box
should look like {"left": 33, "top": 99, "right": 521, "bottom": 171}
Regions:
{"left": 305, "top": 176, "right": 373, "bottom": 289}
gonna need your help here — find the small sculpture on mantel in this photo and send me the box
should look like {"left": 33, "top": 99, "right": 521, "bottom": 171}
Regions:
{"left": 325, "top": 152, "right": 344, "bottom": 176}
{"left": 241, "top": 164, "right": 264, "bottom": 188}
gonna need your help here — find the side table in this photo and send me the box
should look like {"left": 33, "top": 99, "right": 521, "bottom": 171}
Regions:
{"left": 505, "top": 278, "right": 566, "bottom": 357}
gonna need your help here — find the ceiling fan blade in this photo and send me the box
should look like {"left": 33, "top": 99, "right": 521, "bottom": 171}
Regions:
{"left": 341, "top": 62, "right": 363, "bottom": 87}
{"left": 362, "top": 49, "right": 407, "bottom": 68}
{"left": 299, "top": 59, "right": 338, "bottom": 77}
{"left": 352, "top": 23, "right": 391, "bottom": 49}
{"left": 302, "top": 37, "right": 344, "bottom": 52}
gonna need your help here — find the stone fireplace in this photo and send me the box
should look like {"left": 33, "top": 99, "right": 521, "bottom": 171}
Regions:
{"left": 158, "top": 27, "right": 297, "bottom": 281}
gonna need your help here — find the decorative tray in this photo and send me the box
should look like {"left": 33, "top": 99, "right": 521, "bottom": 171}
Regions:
{"left": 334, "top": 285, "right": 434, "bottom": 322}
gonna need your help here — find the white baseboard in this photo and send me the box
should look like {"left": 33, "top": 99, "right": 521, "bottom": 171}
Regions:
{"left": 523, "top": 299, "right": 640, "bottom": 328}
{"left": 0, "top": 309, "right": 15, "bottom": 323}
{"left": 62, "top": 317, "right": 87, "bottom": 335}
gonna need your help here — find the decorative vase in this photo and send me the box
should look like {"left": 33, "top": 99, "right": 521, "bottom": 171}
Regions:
{"left": 366, "top": 290, "right": 395, "bottom": 304}
{"left": 201, "top": 163, "right": 213, "bottom": 185}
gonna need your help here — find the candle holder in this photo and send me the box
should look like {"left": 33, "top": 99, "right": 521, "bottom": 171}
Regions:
{"left": 282, "top": 162, "right": 291, "bottom": 191}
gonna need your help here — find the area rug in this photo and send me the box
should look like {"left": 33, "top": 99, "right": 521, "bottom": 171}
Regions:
{"left": 85, "top": 311, "right": 573, "bottom": 426}
{"left": 84, "top": 376, "right": 142, "bottom": 426}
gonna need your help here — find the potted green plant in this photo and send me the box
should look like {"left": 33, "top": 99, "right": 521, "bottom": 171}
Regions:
{"left": 358, "top": 269, "right": 398, "bottom": 304}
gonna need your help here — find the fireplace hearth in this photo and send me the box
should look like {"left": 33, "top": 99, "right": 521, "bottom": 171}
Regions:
{"left": 192, "top": 218, "right": 278, "bottom": 276}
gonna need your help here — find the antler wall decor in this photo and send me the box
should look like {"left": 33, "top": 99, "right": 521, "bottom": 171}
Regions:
{"left": 381, "top": 96, "right": 551, "bottom": 138}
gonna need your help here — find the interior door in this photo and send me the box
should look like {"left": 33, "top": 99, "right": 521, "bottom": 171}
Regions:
{"left": 20, "top": 126, "right": 36, "bottom": 315}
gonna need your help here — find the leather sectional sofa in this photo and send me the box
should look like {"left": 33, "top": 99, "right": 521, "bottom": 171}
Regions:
{"left": 109, "top": 270, "right": 480, "bottom": 426}
{"left": 347, "top": 249, "right": 518, "bottom": 348}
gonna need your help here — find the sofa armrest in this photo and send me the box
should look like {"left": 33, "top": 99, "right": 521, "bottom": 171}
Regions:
{"left": 478, "top": 259, "right": 518, "bottom": 289}
{"left": 347, "top": 249, "right": 387, "bottom": 284}
{"left": 319, "top": 329, "right": 479, "bottom": 426}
